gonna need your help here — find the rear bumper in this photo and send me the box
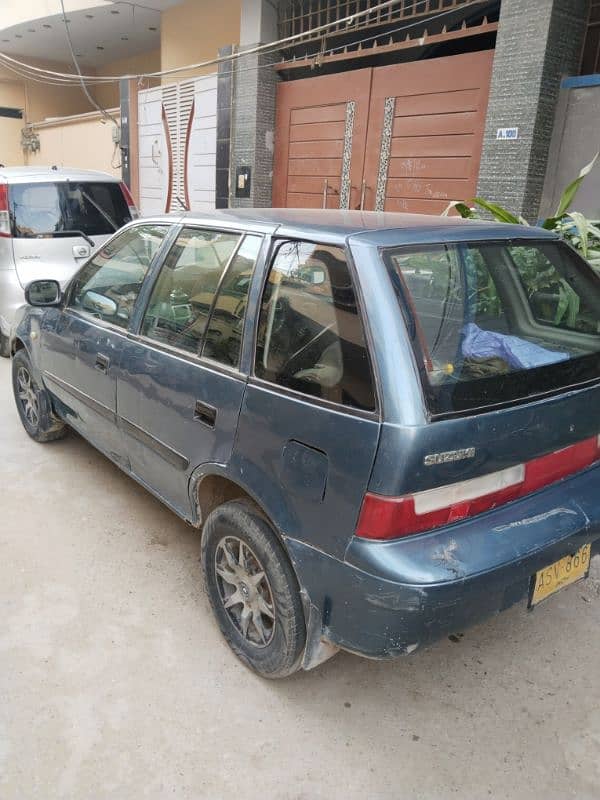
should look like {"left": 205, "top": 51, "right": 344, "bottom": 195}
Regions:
{"left": 286, "top": 465, "right": 600, "bottom": 660}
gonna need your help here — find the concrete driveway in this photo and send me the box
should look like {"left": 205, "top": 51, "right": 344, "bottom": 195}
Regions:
{"left": 1, "top": 355, "right": 600, "bottom": 800}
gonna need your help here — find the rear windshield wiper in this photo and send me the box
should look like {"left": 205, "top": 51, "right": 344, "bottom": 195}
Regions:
{"left": 33, "top": 230, "right": 96, "bottom": 248}
{"left": 80, "top": 188, "right": 119, "bottom": 232}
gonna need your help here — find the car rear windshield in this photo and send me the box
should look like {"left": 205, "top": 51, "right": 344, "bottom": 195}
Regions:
{"left": 9, "top": 181, "right": 130, "bottom": 238}
{"left": 384, "top": 240, "right": 600, "bottom": 415}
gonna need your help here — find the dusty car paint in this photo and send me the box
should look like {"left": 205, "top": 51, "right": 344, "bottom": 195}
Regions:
{"left": 12, "top": 209, "right": 600, "bottom": 667}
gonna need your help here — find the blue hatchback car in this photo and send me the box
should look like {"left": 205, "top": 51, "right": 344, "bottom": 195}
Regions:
{"left": 11, "top": 209, "right": 600, "bottom": 677}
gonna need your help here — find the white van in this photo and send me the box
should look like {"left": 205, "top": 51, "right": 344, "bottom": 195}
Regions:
{"left": 0, "top": 166, "right": 137, "bottom": 356}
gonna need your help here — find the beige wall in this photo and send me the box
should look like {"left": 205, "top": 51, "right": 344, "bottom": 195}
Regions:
{"left": 0, "top": 70, "right": 26, "bottom": 165}
{"left": 0, "top": 59, "right": 96, "bottom": 123}
{"left": 0, "top": 118, "right": 25, "bottom": 166}
{"left": 28, "top": 111, "right": 121, "bottom": 177}
{"left": 93, "top": 49, "right": 161, "bottom": 110}
{"left": 161, "top": 0, "right": 241, "bottom": 80}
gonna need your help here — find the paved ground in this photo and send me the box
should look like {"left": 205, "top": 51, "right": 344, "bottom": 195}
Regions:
{"left": 1, "top": 356, "right": 600, "bottom": 800}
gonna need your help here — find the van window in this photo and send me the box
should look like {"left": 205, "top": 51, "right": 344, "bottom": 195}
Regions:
{"left": 385, "top": 240, "right": 600, "bottom": 415}
{"left": 9, "top": 181, "right": 131, "bottom": 238}
{"left": 141, "top": 227, "right": 241, "bottom": 355}
{"left": 255, "top": 240, "right": 376, "bottom": 411}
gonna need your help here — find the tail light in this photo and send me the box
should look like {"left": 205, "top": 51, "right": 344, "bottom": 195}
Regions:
{"left": 0, "top": 183, "right": 11, "bottom": 237}
{"left": 356, "top": 435, "right": 600, "bottom": 541}
{"left": 119, "top": 181, "right": 139, "bottom": 220}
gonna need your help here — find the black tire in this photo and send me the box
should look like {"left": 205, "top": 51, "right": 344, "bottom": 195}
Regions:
{"left": 201, "top": 500, "right": 306, "bottom": 678}
{"left": 12, "top": 349, "right": 67, "bottom": 443}
{"left": 0, "top": 332, "right": 10, "bottom": 358}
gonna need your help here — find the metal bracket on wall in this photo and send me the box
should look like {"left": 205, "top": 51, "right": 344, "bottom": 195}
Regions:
{"left": 21, "top": 126, "right": 40, "bottom": 154}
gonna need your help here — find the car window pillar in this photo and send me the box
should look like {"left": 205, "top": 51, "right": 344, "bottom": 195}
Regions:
{"left": 128, "top": 222, "right": 183, "bottom": 335}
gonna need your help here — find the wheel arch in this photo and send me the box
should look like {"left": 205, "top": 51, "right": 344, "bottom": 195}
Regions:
{"left": 189, "top": 465, "right": 278, "bottom": 535}
{"left": 11, "top": 336, "right": 26, "bottom": 356}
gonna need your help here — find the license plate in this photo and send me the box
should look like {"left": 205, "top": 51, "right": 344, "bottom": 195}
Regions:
{"left": 530, "top": 543, "right": 592, "bottom": 607}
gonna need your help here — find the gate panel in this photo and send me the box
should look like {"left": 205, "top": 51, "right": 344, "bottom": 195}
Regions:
{"left": 137, "top": 86, "right": 170, "bottom": 216}
{"left": 137, "top": 76, "right": 217, "bottom": 216}
{"left": 363, "top": 50, "right": 493, "bottom": 214}
{"left": 273, "top": 69, "right": 372, "bottom": 209}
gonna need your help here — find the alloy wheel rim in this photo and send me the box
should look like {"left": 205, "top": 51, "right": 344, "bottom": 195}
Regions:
{"left": 215, "top": 535, "right": 276, "bottom": 648}
{"left": 16, "top": 367, "right": 39, "bottom": 427}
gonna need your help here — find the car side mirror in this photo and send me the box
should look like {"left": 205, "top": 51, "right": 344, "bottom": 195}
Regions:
{"left": 25, "top": 279, "right": 62, "bottom": 306}
{"left": 82, "top": 290, "right": 118, "bottom": 318}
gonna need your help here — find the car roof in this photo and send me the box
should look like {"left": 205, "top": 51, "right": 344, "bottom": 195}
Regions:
{"left": 0, "top": 166, "right": 121, "bottom": 184}
{"left": 146, "top": 208, "right": 559, "bottom": 246}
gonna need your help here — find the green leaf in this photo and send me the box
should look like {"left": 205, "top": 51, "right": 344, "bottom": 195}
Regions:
{"left": 554, "top": 283, "right": 568, "bottom": 325}
{"left": 472, "top": 198, "right": 521, "bottom": 224}
{"left": 442, "top": 200, "right": 475, "bottom": 218}
{"left": 565, "top": 211, "right": 591, "bottom": 258}
{"left": 542, "top": 216, "right": 559, "bottom": 230}
{"left": 561, "top": 279, "right": 581, "bottom": 328}
{"left": 554, "top": 153, "right": 599, "bottom": 218}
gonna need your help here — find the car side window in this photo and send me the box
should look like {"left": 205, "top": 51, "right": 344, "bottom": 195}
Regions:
{"left": 202, "top": 234, "right": 263, "bottom": 368}
{"left": 140, "top": 227, "right": 241, "bottom": 355}
{"left": 255, "top": 240, "right": 376, "bottom": 411}
{"left": 68, "top": 224, "right": 168, "bottom": 329}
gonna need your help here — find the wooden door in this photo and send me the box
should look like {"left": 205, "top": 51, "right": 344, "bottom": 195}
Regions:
{"left": 272, "top": 69, "right": 372, "bottom": 210}
{"left": 362, "top": 51, "right": 494, "bottom": 214}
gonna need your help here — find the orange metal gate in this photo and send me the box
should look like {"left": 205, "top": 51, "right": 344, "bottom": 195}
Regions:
{"left": 273, "top": 51, "right": 493, "bottom": 214}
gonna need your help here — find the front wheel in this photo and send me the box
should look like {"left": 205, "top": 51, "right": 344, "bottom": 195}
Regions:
{"left": 12, "top": 349, "right": 67, "bottom": 443}
{"left": 201, "top": 500, "right": 306, "bottom": 678}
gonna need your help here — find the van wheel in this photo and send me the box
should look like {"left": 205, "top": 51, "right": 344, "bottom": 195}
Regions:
{"left": 0, "top": 333, "right": 9, "bottom": 358}
{"left": 201, "top": 500, "right": 306, "bottom": 678}
{"left": 12, "top": 349, "right": 67, "bottom": 443}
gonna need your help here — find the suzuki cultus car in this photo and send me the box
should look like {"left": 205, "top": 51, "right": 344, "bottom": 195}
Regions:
{"left": 10, "top": 209, "right": 600, "bottom": 677}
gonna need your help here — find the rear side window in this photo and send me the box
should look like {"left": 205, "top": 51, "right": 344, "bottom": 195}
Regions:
{"left": 255, "top": 240, "right": 376, "bottom": 411}
{"left": 9, "top": 181, "right": 130, "bottom": 238}
{"left": 141, "top": 227, "right": 241, "bottom": 355}
{"left": 385, "top": 241, "right": 600, "bottom": 414}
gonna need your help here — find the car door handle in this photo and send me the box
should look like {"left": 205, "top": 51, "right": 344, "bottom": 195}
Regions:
{"left": 95, "top": 353, "right": 110, "bottom": 373}
{"left": 194, "top": 400, "right": 216, "bottom": 428}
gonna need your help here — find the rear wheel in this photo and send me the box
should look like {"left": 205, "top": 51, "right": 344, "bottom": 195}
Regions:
{"left": 12, "top": 349, "right": 67, "bottom": 442}
{"left": 201, "top": 500, "right": 306, "bottom": 678}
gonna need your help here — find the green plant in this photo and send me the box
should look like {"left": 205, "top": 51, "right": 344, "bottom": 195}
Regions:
{"left": 443, "top": 154, "right": 600, "bottom": 268}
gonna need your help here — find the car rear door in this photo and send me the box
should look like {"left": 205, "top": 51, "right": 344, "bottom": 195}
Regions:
{"left": 117, "top": 227, "right": 264, "bottom": 517}
{"left": 40, "top": 223, "right": 169, "bottom": 461}
{"left": 232, "top": 238, "right": 381, "bottom": 560}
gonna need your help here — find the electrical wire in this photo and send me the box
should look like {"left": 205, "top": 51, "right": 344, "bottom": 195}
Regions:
{"left": 0, "top": 56, "right": 101, "bottom": 86}
{"left": 8, "top": 0, "right": 406, "bottom": 81}
{"left": 0, "top": 0, "right": 488, "bottom": 87}
{"left": 58, "top": 0, "right": 120, "bottom": 129}
{"left": 0, "top": 0, "right": 428, "bottom": 83}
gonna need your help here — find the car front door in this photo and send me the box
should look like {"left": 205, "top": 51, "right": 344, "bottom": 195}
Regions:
{"left": 117, "top": 228, "right": 264, "bottom": 516}
{"left": 40, "top": 223, "right": 169, "bottom": 461}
